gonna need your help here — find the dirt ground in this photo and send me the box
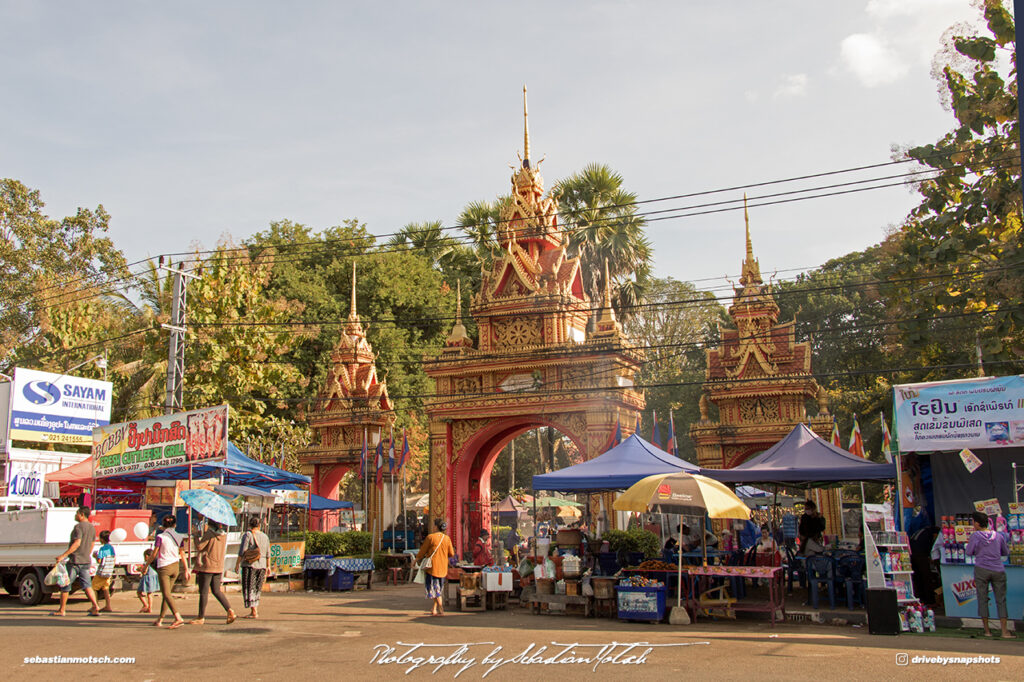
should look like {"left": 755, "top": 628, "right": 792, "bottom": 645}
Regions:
{"left": 2, "top": 584, "right": 1021, "bottom": 681}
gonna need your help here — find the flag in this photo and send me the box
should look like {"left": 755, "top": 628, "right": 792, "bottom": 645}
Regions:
{"left": 375, "top": 440, "right": 384, "bottom": 490}
{"left": 398, "top": 428, "right": 410, "bottom": 470}
{"left": 634, "top": 413, "right": 641, "bottom": 435}
{"left": 388, "top": 426, "right": 396, "bottom": 473}
{"left": 849, "top": 414, "right": 866, "bottom": 458}
{"left": 830, "top": 417, "right": 841, "bottom": 448}
{"left": 880, "top": 412, "right": 893, "bottom": 464}
{"left": 651, "top": 410, "right": 662, "bottom": 449}
{"left": 359, "top": 435, "right": 367, "bottom": 478}
{"left": 667, "top": 412, "right": 677, "bottom": 457}
{"left": 612, "top": 418, "right": 622, "bottom": 447}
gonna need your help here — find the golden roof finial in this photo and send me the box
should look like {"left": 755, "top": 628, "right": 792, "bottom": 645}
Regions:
{"left": 455, "top": 279, "right": 463, "bottom": 323}
{"left": 739, "top": 194, "right": 762, "bottom": 288}
{"left": 522, "top": 85, "right": 531, "bottom": 169}
{"left": 445, "top": 279, "right": 472, "bottom": 349}
{"left": 744, "top": 193, "right": 753, "bottom": 263}
{"left": 603, "top": 258, "right": 613, "bottom": 307}
{"left": 349, "top": 260, "right": 358, "bottom": 320}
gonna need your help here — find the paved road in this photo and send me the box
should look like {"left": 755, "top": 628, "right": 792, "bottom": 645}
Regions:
{"left": 2, "top": 584, "right": 1020, "bottom": 681}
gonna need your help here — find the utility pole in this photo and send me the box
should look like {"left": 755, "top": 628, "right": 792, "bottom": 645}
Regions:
{"left": 160, "top": 260, "right": 199, "bottom": 414}
{"left": 976, "top": 331, "right": 985, "bottom": 377}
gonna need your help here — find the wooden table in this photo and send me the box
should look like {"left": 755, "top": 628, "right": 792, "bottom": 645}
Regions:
{"left": 686, "top": 565, "right": 785, "bottom": 627}
{"left": 527, "top": 593, "right": 592, "bottom": 617}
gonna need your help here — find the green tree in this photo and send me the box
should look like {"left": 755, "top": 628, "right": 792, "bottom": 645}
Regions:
{"left": 888, "top": 0, "right": 1023, "bottom": 371}
{"left": 554, "top": 163, "right": 652, "bottom": 320}
{"left": 0, "top": 179, "right": 127, "bottom": 365}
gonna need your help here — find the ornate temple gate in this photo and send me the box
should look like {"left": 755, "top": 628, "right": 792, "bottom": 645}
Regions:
{"left": 425, "top": 93, "right": 643, "bottom": 555}
{"left": 689, "top": 203, "right": 842, "bottom": 535}
{"left": 298, "top": 265, "right": 395, "bottom": 540}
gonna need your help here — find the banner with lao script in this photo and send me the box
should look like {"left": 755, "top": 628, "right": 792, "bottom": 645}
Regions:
{"left": 93, "top": 405, "right": 229, "bottom": 478}
{"left": 894, "top": 376, "right": 1024, "bottom": 453}
{"left": 268, "top": 541, "right": 305, "bottom": 576}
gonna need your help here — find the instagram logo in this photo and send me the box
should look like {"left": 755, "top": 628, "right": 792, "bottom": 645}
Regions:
{"left": 895, "top": 653, "right": 909, "bottom": 666}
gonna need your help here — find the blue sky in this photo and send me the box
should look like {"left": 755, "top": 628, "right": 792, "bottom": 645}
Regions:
{"left": 1, "top": 1, "right": 983, "bottom": 285}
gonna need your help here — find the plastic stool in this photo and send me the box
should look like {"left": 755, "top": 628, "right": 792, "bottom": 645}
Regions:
{"left": 386, "top": 567, "right": 403, "bottom": 586}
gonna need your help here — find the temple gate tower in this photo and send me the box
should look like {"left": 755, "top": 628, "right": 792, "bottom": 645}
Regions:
{"left": 689, "top": 200, "right": 841, "bottom": 532}
{"left": 424, "top": 88, "right": 644, "bottom": 555}
{"left": 298, "top": 264, "right": 395, "bottom": 540}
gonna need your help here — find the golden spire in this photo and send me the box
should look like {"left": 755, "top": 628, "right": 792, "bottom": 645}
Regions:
{"left": 592, "top": 259, "right": 622, "bottom": 338}
{"left": 344, "top": 260, "right": 365, "bottom": 338}
{"left": 455, "top": 279, "right": 463, "bottom": 324}
{"left": 522, "top": 85, "right": 531, "bottom": 169}
{"left": 739, "top": 194, "right": 762, "bottom": 288}
{"left": 602, "top": 258, "right": 613, "bottom": 308}
{"left": 445, "top": 279, "right": 472, "bottom": 349}
{"left": 744, "top": 193, "right": 754, "bottom": 263}
{"left": 348, "top": 260, "right": 358, "bottom": 320}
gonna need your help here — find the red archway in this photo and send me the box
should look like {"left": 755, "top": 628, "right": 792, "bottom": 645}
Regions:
{"left": 449, "top": 418, "right": 585, "bottom": 556}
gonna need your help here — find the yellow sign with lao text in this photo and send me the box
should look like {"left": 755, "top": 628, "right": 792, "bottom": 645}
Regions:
{"left": 93, "top": 405, "right": 229, "bottom": 478}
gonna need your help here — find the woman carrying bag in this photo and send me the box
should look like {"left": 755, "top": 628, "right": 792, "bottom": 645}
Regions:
{"left": 237, "top": 517, "right": 270, "bottom": 619}
{"left": 190, "top": 518, "right": 236, "bottom": 625}
{"left": 143, "top": 515, "right": 189, "bottom": 629}
{"left": 415, "top": 519, "right": 455, "bottom": 617}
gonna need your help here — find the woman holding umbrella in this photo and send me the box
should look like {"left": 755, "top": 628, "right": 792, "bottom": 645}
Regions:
{"left": 190, "top": 518, "right": 236, "bottom": 625}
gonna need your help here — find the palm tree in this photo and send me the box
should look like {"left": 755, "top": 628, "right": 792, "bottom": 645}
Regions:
{"left": 554, "top": 163, "right": 652, "bottom": 321}
{"left": 457, "top": 197, "right": 509, "bottom": 269}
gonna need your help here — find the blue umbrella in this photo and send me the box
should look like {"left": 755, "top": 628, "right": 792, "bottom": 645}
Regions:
{"left": 179, "top": 488, "right": 237, "bottom": 526}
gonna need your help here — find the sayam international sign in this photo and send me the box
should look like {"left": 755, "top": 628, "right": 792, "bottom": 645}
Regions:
{"left": 2, "top": 367, "right": 112, "bottom": 446}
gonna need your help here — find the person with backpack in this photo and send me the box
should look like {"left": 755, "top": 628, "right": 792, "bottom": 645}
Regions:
{"left": 237, "top": 516, "right": 270, "bottom": 619}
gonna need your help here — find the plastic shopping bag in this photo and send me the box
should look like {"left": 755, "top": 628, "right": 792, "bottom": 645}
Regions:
{"left": 44, "top": 562, "right": 70, "bottom": 588}
{"left": 414, "top": 567, "right": 426, "bottom": 584}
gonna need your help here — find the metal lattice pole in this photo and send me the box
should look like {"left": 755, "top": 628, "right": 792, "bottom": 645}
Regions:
{"left": 160, "top": 261, "right": 198, "bottom": 414}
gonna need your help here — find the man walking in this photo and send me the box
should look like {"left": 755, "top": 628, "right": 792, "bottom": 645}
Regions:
{"left": 53, "top": 506, "right": 101, "bottom": 617}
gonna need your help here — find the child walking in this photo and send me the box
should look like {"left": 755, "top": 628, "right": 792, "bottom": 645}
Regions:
{"left": 91, "top": 530, "right": 116, "bottom": 613}
{"left": 137, "top": 549, "right": 159, "bottom": 613}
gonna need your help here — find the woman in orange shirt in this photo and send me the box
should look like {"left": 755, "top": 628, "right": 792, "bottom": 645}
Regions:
{"left": 416, "top": 520, "right": 456, "bottom": 616}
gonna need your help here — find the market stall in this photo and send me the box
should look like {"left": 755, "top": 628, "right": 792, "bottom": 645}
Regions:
{"left": 894, "top": 375, "right": 1024, "bottom": 620}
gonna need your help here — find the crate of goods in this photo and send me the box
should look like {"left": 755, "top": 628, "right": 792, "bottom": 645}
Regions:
{"left": 565, "top": 579, "right": 580, "bottom": 596}
{"left": 556, "top": 529, "right": 582, "bottom": 548}
{"left": 328, "top": 569, "right": 355, "bottom": 591}
{"left": 482, "top": 570, "right": 514, "bottom": 592}
{"left": 616, "top": 584, "right": 667, "bottom": 621}
{"left": 562, "top": 555, "right": 581, "bottom": 578}
{"left": 592, "top": 577, "right": 616, "bottom": 599}
{"left": 536, "top": 578, "right": 554, "bottom": 595}
{"left": 460, "top": 572, "right": 481, "bottom": 591}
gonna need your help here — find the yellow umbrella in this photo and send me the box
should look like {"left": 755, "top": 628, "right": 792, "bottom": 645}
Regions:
{"left": 614, "top": 472, "right": 751, "bottom": 519}
{"left": 614, "top": 472, "right": 750, "bottom": 610}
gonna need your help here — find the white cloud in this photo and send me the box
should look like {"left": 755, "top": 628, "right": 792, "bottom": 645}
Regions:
{"left": 773, "top": 73, "right": 808, "bottom": 98}
{"left": 840, "top": 33, "right": 908, "bottom": 87}
{"left": 839, "top": 0, "right": 981, "bottom": 87}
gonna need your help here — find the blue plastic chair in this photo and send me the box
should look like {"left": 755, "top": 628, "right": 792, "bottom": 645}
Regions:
{"left": 805, "top": 555, "right": 835, "bottom": 610}
{"left": 783, "top": 546, "right": 806, "bottom": 594}
{"left": 835, "top": 555, "right": 866, "bottom": 610}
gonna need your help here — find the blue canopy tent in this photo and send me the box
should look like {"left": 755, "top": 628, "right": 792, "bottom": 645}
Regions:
{"left": 310, "top": 494, "right": 354, "bottom": 510}
{"left": 532, "top": 433, "right": 698, "bottom": 492}
{"left": 701, "top": 423, "right": 897, "bottom": 487}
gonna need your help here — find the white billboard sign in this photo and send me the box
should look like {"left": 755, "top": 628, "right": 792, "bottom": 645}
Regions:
{"left": 9, "top": 368, "right": 112, "bottom": 446}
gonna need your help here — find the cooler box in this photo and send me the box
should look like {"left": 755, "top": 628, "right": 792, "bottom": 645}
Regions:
{"left": 616, "top": 585, "right": 667, "bottom": 621}
{"left": 91, "top": 509, "right": 152, "bottom": 540}
{"left": 482, "top": 571, "right": 514, "bottom": 592}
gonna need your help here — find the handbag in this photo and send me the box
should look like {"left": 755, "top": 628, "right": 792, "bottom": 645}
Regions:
{"left": 418, "top": 538, "right": 444, "bottom": 572}
{"left": 241, "top": 532, "right": 261, "bottom": 563}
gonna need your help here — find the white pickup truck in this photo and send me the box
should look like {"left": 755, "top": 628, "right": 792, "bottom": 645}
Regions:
{"left": 0, "top": 499, "right": 149, "bottom": 605}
